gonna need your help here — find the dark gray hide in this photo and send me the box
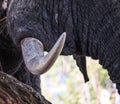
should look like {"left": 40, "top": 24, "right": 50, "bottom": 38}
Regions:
{"left": 6, "top": 0, "right": 120, "bottom": 94}
{"left": 0, "top": 0, "right": 41, "bottom": 93}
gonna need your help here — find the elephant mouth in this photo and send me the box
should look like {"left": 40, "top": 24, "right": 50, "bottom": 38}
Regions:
{"left": 21, "top": 32, "right": 66, "bottom": 75}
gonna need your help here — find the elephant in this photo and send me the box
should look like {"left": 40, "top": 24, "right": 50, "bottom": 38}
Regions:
{"left": 1, "top": 0, "right": 120, "bottom": 95}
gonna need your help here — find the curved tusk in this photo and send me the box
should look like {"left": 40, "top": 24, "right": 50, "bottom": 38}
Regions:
{"left": 21, "top": 32, "right": 66, "bottom": 75}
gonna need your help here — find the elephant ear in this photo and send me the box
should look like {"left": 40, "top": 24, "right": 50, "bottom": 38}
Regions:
{"left": 73, "top": 54, "right": 89, "bottom": 82}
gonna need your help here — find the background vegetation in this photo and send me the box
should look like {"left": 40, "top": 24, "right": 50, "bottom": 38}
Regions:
{"left": 41, "top": 56, "right": 120, "bottom": 104}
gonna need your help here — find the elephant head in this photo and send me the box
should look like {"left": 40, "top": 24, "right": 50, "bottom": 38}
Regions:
{"left": 6, "top": 0, "right": 120, "bottom": 94}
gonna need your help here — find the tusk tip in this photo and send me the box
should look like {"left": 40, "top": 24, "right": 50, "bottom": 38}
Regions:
{"left": 61, "top": 32, "right": 66, "bottom": 38}
{"left": 59, "top": 32, "right": 66, "bottom": 43}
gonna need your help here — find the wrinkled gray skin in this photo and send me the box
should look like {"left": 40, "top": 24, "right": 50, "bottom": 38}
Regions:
{"left": 0, "top": 0, "right": 41, "bottom": 93}
{"left": 2, "top": 0, "right": 120, "bottom": 94}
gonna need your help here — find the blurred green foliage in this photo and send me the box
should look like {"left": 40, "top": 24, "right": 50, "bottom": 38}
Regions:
{"left": 41, "top": 56, "right": 117, "bottom": 104}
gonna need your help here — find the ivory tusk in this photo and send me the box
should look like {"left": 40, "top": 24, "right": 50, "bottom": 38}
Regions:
{"left": 21, "top": 32, "right": 66, "bottom": 74}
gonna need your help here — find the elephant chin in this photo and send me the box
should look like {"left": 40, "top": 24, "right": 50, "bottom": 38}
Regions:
{"left": 21, "top": 32, "right": 66, "bottom": 75}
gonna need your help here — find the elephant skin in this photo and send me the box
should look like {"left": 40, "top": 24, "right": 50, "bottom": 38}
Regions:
{"left": 1, "top": 0, "right": 120, "bottom": 94}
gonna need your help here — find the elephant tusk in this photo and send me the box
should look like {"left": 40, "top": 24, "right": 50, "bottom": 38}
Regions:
{"left": 21, "top": 32, "right": 66, "bottom": 75}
